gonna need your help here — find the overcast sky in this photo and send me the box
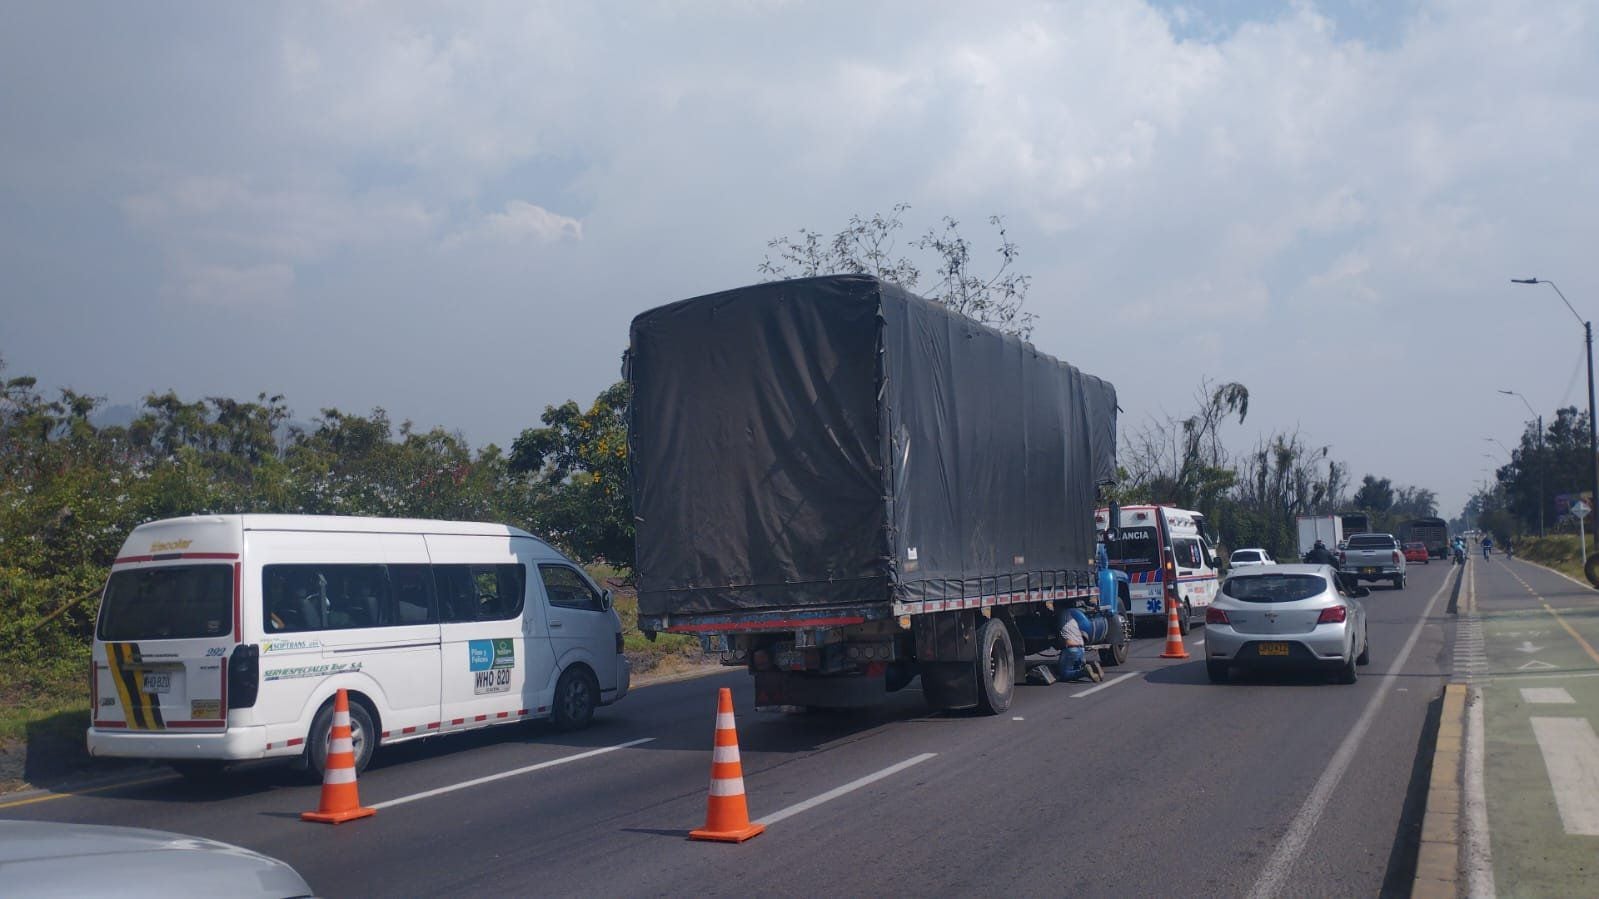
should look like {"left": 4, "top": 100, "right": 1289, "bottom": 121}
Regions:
{"left": 4, "top": 0, "right": 1596, "bottom": 520}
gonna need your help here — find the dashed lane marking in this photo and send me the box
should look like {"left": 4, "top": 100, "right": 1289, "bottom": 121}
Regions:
{"left": 1246, "top": 569, "right": 1450, "bottom": 899}
{"left": 753, "top": 753, "right": 937, "bottom": 827}
{"left": 1071, "top": 671, "right": 1141, "bottom": 698}
{"left": 369, "top": 738, "right": 656, "bottom": 810}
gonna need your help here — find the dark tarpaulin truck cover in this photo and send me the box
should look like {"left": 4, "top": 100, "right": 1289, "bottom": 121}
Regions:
{"left": 626, "top": 275, "right": 1117, "bottom": 619}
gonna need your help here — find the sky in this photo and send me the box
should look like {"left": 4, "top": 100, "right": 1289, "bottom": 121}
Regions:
{"left": 3, "top": 0, "right": 1597, "bottom": 521}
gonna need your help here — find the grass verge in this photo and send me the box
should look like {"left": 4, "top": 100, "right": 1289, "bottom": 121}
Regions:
{"left": 1517, "top": 534, "right": 1598, "bottom": 584}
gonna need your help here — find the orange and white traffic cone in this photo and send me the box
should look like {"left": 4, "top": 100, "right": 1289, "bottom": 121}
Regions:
{"left": 301, "top": 689, "right": 375, "bottom": 824}
{"left": 1158, "top": 594, "right": 1190, "bottom": 660}
{"left": 689, "top": 687, "right": 764, "bottom": 843}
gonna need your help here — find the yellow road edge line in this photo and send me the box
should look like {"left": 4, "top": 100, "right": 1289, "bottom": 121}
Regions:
{"left": 0, "top": 773, "right": 177, "bottom": 810}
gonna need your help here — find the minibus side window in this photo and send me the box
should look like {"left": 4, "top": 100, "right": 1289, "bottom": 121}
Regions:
{"left": 390, "top": 564, "right": 437, "bottom": 624}
{"left": 435, "top": 564, "right": 525, "bottom": 622}
{"left": 262, "top": 564, "right": 391, "bottom": 632}
{"left": 540, "top": 565, "right": 604, "bottom": 612}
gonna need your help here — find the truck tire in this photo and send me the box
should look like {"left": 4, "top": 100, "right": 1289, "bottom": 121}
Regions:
{"left": 975, "top": 617, "right": 1015, "bottom": 715}
{"left": 1099, "top": 613, "right": 1129, "bottom": 667}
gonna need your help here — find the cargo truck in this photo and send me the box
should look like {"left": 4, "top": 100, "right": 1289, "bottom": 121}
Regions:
{"left": 627, "top": 275, "right": 1125, "bottom": 715}
{"left": 1297, "top": 514, "right": 1345, "bottom": 559}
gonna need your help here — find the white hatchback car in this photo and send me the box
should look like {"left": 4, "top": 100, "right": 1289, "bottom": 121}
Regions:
{"left": 1203, "top": 564, "right": 1369, "bottom": 684}
{"left": 1227, "top": 548, "right": 1275, "bottom": 569}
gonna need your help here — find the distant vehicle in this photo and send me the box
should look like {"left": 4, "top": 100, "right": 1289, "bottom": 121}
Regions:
{"left": 1296, "top": 514, "right": 1345, "bottom": 559}
{"left": 1402, "top": 542, "right": 1431, "bottom": 564}
{"left": 89, "top": 515, "right": 630, "bottom": 779}
{"left": 1202, "top": 564, "right": 1370, "bottom": 684}
{"left": 1098, "top": 505, "right": 1222, "bottom": 634}
{"left": 1228, "top": 548, "right": 1276, "bottom": 569}
{"left": 0, "top": 820, "right": 313, "bottom": 898}
{"left": 1340, "top": 532, "right": 1407, "bottom": 589}
{"left": 1399, "top": 517, "right": 1450, "bottom": 559}
{"left": 1340, "top": 512, "right": 1371, "bottom": 537}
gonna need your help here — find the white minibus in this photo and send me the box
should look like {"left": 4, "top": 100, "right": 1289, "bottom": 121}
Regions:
{"left": 88, "top": 515, "right": 630, "bottom": 778}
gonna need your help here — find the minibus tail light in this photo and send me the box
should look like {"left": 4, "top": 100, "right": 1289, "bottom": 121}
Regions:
{"left": 228, "top": 644, "right": 260, "bottom": 710}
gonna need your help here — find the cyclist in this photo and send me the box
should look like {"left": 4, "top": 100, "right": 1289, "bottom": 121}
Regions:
{"left": 1482, "top": 534, "right": 1494, "bottom": 558}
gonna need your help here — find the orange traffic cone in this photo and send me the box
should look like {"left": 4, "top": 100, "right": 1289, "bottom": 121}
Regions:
{"left": 689, "top": 687, "right": 764, "bottom": 843}
{"left": 301, "top": 689, "right": 375, "bottom": 824}
{"left": 1158, "top": 594, "right": 1190, "bottom": 660}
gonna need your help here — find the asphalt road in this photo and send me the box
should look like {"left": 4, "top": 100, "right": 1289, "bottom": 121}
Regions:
{"left": 2, "top": 561, "right": 1457, "bottom": 898}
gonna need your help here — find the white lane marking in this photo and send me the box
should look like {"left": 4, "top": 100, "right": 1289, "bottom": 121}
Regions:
{"left": 1465, "top": 687, "right": 1496, "bottom": 896}
{"left": 1505, "top": 670, "right": 1599, "bottom": 681}
{"left": 1521, "top": 687, "right": 1576, "bottom": 704}
{"left": 1012, "top": 717, "right": 1025, "bottom": 721}
{"left": 369, "top": 737, "right": 656, "bottom": 810}
{"left": 1071, "top": 671, "right": 1140, "bottom": 698}
{"left": 1245, "top": 572, "right": 1449, "bottom": 899}
{"left": 1530, "top": 717, "right": 1599, "bottom": 836}
{"left": 753, "top": 753, "right": 936, "bottom": 827}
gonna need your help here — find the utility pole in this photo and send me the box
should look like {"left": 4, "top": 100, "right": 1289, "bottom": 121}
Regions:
{"left": 1512, "top": 278, "right": 1597, "bottom": 553}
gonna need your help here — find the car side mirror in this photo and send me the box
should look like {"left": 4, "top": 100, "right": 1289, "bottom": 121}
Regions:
{"left": 601, "top": 589, "right": 614, "bottom": 611}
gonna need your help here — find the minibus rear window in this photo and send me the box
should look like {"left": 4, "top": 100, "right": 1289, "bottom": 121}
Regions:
{"left": 98, "top": 564, "right": 234, "bottom": 641}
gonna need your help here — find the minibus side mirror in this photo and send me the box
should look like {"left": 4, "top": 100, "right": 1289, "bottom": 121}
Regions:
{"left": 601, "top": 589, "right": 613, "bottom": 611}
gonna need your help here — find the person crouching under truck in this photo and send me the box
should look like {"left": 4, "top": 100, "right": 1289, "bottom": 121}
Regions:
{"left": 1057, "top": 607, "right": 1105, "bottom": 683}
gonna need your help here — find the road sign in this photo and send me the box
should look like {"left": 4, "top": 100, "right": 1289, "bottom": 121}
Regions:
{"left": 1572, "top": 499, "right": 1592, "bottom": 518}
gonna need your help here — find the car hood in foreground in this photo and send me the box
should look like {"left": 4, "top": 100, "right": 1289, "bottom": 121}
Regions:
{"left": 0, "top": 821, "right": 312, "bottom": 898}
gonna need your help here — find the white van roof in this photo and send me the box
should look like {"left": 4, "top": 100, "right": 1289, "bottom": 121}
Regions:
{"left": 131, "top": 514, "right": 545, "bottom": 542}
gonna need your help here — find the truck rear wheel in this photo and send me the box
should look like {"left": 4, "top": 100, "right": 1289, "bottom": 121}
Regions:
{"left": 1178, "top": 600, "right": 1193, "bottom": 635}
{"left": 975, "top": 617, "right": 1015, "bottom": 715}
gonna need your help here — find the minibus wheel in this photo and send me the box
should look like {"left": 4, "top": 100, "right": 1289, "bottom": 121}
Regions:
{"left": 551, "top": 666, "right": 598, "bottom": 731}
{"left": 307, "top": 696, "right": 375, "bottom": 777}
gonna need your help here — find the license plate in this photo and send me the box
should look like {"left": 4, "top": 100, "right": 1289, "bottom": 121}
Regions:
{"left": 142, "top": 671, "right": 172, "bottom": 694}
{"left": 1258, "top": 642, "right": 1289, "bottom": 657}
{"left": 1362, "top": 567, "right": 1377, "bottom": 575}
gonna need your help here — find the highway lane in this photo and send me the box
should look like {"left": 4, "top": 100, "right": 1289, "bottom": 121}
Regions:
{"left": 2, "top": 561, "right": 1455, "bottom": 897}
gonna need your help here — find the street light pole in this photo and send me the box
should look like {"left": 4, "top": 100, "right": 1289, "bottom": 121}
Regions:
{"left": 1499, "top": 389, "right": 1546, "bottom": 537}
{"left": 1512, "top": 278, "right": 1598, "bottom": 554}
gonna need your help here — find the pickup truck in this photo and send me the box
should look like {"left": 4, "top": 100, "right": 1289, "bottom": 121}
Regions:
{"left": 1339, "top": 532, "right": 1406, "bottom": 589}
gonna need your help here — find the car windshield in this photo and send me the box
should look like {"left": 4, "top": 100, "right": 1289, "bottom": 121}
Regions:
{"left": 1222, "top": 573, "right": 1327, "bottom": 603}
{"left": 1231, "top": 550, "right": 1261, "bottom": 562}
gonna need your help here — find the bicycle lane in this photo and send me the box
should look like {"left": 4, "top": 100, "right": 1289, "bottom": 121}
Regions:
{"left": 1469, "top": 554, "right": 1599, "bottom": 896}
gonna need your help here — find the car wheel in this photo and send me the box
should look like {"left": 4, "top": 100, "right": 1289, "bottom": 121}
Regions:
{"left": 1337, "top": 651, "right": 1358, "bottom": 684}
{"left": 1357, "top": 629, "right": 1371, "bottom": 666}
{"left": 1178, "top": 600, "right": 1192, "bottom": 636}
{"left": 552, "top": 666, "right": 599, "bottom": 731}
{"left": 1397, "top": 575, "right": 1406, "bottom": 590}
{"left": 1206, "top": 660, "right": 1230, "bottom": 683}
{"left": 975, "top": 617, "right": 1015, "bottom": 715}
{"left": 308, "top": 696, "right": 375, "bottom": 778}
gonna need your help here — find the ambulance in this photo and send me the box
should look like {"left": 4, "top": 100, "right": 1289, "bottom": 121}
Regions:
{"left": 1094, "top": 505, "right": 1221, "bottom": 633}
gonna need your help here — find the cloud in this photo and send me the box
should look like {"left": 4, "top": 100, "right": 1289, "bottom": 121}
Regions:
{"left": 442, "top": 200, "right": 582, "bottom": 250}
{"left": 3, "top": 0, "right": 1598, "bottom": 520}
